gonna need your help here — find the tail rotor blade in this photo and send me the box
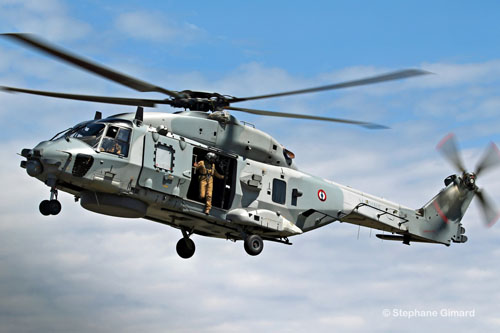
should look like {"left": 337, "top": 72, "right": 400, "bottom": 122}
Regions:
{"left": 475, "top": 142, "right": 500, "bottom": 177}
{"left": 476, "top": 190, "right": 500, "bottom": 227}
{"left": 436, "top": 133, "right": 466, "bottom": 173}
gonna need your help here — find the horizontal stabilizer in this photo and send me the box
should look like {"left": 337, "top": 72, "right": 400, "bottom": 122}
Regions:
{"left": 376, "top": 234, "right": 442, "bottom": 244}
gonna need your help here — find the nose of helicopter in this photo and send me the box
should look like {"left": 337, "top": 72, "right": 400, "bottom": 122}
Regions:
{"left": 21, "top": 140, "right": 71, "bottom": 178}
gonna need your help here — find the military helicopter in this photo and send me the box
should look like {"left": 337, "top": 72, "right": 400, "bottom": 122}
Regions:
{"left": 3, "top": 33, "right": 500, "bottom": 259}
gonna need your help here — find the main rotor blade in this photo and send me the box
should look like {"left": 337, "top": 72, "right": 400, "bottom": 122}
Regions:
{"left": 475, "top": 142, "right": 500, "bottom": 177}
{"left": 1, "top": 86, "right": 171, "bottom": 107}
{"left": 229, "top": 69, "right": 431, "bottom": 103}
{"left": 475, "top": 190, "right": 500, "bottom": 227}
{"left": 1, "top": 33, "right": 180, "bottom": 98}
{"left": 225, "top": 106, "right": 388, "bottom": 129}
{"left": 436, "top": 133, "right": 466, "bottom": 173}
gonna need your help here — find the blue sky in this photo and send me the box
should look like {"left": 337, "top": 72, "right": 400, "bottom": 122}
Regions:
{"left": 61, "top": 0, "right": 500, "bottom": 71}
{"left": 1, "top": 1, "right": 500, "bottom": 332}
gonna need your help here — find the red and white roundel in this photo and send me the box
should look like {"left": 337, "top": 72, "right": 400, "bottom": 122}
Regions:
{"left": 317, "top": 189, "right": 327, "bottom": 202}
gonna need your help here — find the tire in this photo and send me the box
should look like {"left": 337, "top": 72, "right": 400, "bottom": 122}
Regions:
{"left": 39, "top": 200, "right": 51, "bottom": 216}
{"left": 244, "top": 234, "right": 264, "bottom": 256}
{"left": 176, "top": 238, "right": 196, "bottom": 259}
{"left": 48, "top": 200, "right": 62, "bottom": 215}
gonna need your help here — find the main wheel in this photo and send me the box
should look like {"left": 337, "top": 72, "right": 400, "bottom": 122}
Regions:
{"left": 176, "top": 238, "right": 196, "bottom": 259}
{"left": 48, "top": 200, "right": 62, "bottom": 215}
{"left": 244, "top": 234, "right": 264, "bottom": 256}
{"left": 39, "top": 200, "right": 51, "bottom": 216}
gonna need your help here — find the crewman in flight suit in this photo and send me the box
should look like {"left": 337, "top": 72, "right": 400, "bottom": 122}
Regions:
{"left": 193, "top": 152, "right": 225, "bottom": 214}
{"left": 101, "top": 139, "right": 122, "bottom": 155}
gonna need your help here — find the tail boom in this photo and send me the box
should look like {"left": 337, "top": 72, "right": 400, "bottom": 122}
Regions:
{"left": 332, "top": 175, "right": 474, "bottom": 246}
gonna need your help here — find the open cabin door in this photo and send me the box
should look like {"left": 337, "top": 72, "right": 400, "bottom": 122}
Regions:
{"left": 186, "top": 147, "right": 237, "bottom": 210}
{"left": 138, "top": 132, "right": 237, "bottom": 210}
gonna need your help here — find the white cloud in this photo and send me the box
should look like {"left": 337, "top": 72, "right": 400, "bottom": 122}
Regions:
{"left": 420, "top": 60, "right": 500, "bottom": 88}
{"left": 0, "top": 0, "right": 91, "bottom": 41}
{"left": 318, "top": 315, "right": 366, "bottom": 330}
{"left": 306, "top": 61, "right": 500, "bottom": 101}
{"left": 115, "top": 11, "right": 202, "bottom": 43}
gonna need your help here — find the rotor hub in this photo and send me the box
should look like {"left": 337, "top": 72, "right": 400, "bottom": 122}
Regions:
{"left": 462, "top": 172, "right": 477, "bottom": 191}
{"left": 169, "top": 98, "right": 229, "bottom": 112}
{"left": 168, "top": 90, "right": 230, "bottom": 111}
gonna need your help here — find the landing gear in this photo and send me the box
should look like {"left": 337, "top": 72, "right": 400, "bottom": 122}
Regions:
{"left": 39, "top": 186, "right": 61, "bottom": 216}
{"left": 176, "top": 238, "right": 196, "bottom": 259}
{"left": 244, "top": 234, "right": 264, "bottom": 256}
{"left": 176, "top": 227, "right": 195, "bottom": 259}
{"left": 39, "top": 199, "right": 61, "bottom": 216}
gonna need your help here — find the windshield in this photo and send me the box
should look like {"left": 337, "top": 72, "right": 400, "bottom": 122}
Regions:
{"left": 52, "top": 120, "right": 132, "bottom": 156}
{"left": 50, "top": 127, "right": 72, "bottom": 141}
{"left": 71, "top": 123, "right": 105, "bottom": 148}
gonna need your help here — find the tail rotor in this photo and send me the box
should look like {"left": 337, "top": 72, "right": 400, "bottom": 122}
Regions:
{"left": 437, "top": 133, "right": 500, "bottom": 227}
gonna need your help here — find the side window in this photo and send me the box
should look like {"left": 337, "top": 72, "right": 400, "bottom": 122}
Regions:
{"left": 155, "top": 144, "right": 175, "bottom": 172}
{"left": 272, "top": 178, "right": 287, "bottom": 204}
{"left": 100, "top": 126, "right": 131, "bottom": 157}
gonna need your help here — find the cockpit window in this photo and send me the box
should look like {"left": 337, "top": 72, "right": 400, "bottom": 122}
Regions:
{"left": 72, "top": 123, "right": 105, "bottom": 148}
{"left": 57, "top": 120, "right": 132, "bottom": 157}
{"left": 105, "top": 126, "right": 118, "bottom": 138}
{"left": 100, "top": 126, "right": 131, "bottom": 157}
{"left": 117, "top": 128, "right": 131, "bottom": 142}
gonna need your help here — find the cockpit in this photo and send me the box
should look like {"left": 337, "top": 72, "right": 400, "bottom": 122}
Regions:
{"left": 52, "top": 120, "right": 132, "bottom": 157}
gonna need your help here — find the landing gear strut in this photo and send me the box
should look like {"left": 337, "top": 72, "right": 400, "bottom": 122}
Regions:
{"left": 39, "top": 187, "right": 61, "bottom": 216}
{"left": 244, "top": 234, "right": 264, "bottom": 256}
{"left": 176, "top": 227, "right": 195, "bottom": 259}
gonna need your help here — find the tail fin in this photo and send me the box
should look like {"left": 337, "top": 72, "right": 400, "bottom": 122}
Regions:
{"left": 407, "top": 134, "right": 500, "bottom": 245}
{"left": 415, "top": 176, "right": 473, "bottom": 244}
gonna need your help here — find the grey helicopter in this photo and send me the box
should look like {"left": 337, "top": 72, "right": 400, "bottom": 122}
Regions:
{"left": 3, "top": 33, "right": 500, "bottom": 259}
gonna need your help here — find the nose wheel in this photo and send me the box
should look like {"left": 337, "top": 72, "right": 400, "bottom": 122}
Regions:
{"left": 39, "top": 199, "right": 61, "bottom": 216}
{"left": 39, "top": 188, "right": 61, "bottom": 216}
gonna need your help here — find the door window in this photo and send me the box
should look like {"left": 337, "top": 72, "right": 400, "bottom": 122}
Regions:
{"left": 155, "top": 144, "right": 175, "bottom": 171}
{"left": 272, "top": 178, "right": 287, "bottom": 204}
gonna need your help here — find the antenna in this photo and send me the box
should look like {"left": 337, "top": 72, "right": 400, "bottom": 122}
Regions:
{"left": 134, "top": 106, "right": 144, "bottom": 124}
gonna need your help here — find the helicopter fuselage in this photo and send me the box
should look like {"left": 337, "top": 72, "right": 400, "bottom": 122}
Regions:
{"left": 20, "top": 111, "right": 472, "bottom": 256}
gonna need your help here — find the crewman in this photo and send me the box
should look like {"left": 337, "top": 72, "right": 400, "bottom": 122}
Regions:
{"left": 101, "top": 139, "right": 122, "bottom": 155}
{"left": 194, "top": 152, "right": 224, "bottom": 214}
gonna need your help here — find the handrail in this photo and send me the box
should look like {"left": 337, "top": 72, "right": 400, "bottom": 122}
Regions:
{"left": 354, "top": 202, "right": 409, "bottom": 226}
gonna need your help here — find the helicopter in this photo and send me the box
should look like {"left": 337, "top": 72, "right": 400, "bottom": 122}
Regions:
{"left": 2, "top": 33, "right": 500, "bottom": 259}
